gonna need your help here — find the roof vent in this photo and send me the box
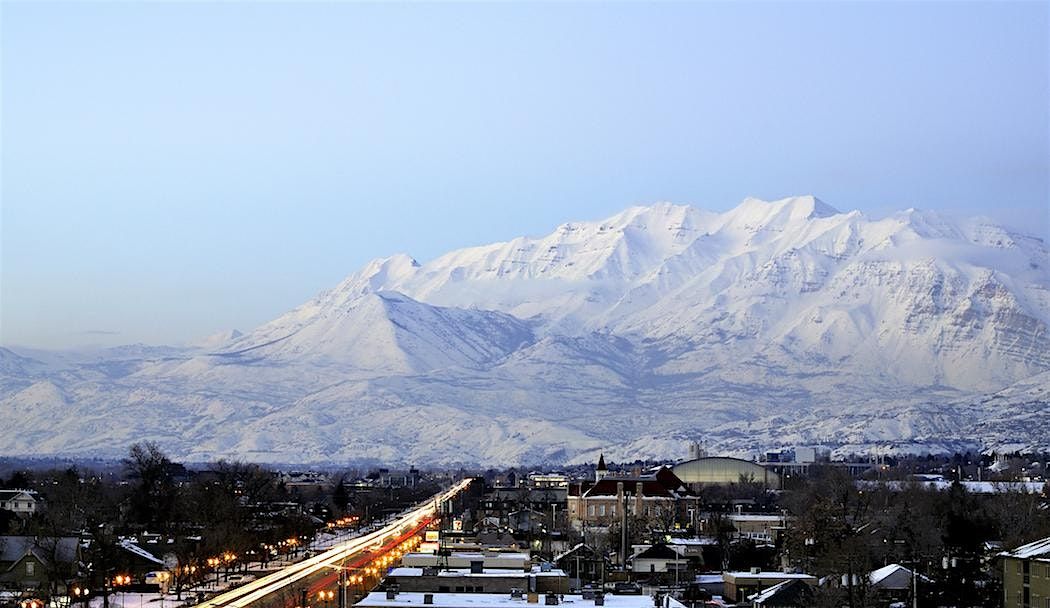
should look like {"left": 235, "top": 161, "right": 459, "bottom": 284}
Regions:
{"left": 750, "top": 567, "right": 761, "bottom": 574}
{"left": 386, "top": 585, "right": 400, "bottom": 600}
{"left": 545, "top": 592, "right": 559, "bottom": 605}
{"left": 423, "top": 594, "right": 434, "bottom": 605}
{"left": 511, "top": 588, "right": 523, "bottom": 600}
{"left": 594, "top": 592, "right": 605, "bottom": 606}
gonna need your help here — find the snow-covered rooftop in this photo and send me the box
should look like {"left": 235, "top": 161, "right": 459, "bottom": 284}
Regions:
{"left": 747, "top": 580, "right": 791, "bottom": 604}
{"left": 388, "top": 567, "right": 565, "bottom": 578}
{"left": 1001, "top": 536, "right": 1050, "bottom": 559}
{"left": 723, "top": 571, "right": 816, "bottom": 581}
{"left": 358, "top": 593, "right": 686, "bottom": 608}
{"left": 726, "top": 514, "right": 785, "bottom": 522}
{"left": 118, "top": 540, "right": 164, "bottom": 565}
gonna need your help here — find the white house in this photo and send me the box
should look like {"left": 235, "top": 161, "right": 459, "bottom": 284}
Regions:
{"left": 0, "top": 490, "right": 40, "bottom": 516}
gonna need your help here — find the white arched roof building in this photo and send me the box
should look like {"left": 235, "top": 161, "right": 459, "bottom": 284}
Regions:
{"left": 671, "top": 456, "right": 780, "bottom": 487}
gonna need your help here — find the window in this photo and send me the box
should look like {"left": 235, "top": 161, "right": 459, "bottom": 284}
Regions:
{"left": 26, "top": 562, "right": 35, "bottom": 576}
{"left": 588, "top": 505, "right": 595, "bottom": 516}
{"left": 599, "top": 505, "right": 606, "bottom": 516}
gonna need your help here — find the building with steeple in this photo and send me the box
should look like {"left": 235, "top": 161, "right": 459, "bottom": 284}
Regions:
{"left": 595, "top": 453, "right": 608, "bottom": 481}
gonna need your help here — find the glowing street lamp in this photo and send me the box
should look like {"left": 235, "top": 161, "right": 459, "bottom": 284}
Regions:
{"left": 318, "top": 589, "right": 335, "bottom": 608}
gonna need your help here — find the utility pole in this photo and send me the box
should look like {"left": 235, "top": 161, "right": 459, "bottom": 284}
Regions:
{"left": 620, "top": 492, "right": 629, "bottom": 568}
{"left": 338, "top": 565, "right": 347, "bottom": 608}
{"left": 912, "top": 564, "right": 918, "bottom": 608}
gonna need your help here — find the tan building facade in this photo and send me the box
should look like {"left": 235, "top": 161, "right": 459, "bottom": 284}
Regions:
{"left": 1002, "top": 537, "right": 1050, "bottom": 608}
{"left": 567, "top": 466, "right": 698, "bottom": 530}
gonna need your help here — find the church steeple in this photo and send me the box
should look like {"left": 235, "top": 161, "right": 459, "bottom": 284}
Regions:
{"left": 596, "top": 453, "right": 608, "bottom": 481}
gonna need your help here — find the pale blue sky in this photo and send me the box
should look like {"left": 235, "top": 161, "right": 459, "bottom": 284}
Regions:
{"left": 2, "top": 1, "right": 1047, "bottom": 348}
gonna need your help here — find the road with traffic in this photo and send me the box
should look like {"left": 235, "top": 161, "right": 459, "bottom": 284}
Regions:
{"left": 195, "top": 479, "right": 472, "bottom": 608}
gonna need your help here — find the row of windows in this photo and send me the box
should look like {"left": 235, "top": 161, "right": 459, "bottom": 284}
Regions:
{"left": 585, "top": 503, "right": 669, "bottom": 517}
{"left": 1012, "top": 591, "right": 1050, "bottom": 608}
{"left": 437, "top": 586, "right": 484, "bottom": 593}
{"left": 1015, "top": 561, "right": 1050, "bottom": 578}
{"left": 1, "top": 501, "right": 33, "bottom": 509}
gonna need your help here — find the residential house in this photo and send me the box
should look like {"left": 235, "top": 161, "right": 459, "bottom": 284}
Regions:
{"left": 0, "top": 536, "right": 81, "bottom": 594}
{"left": 553, "top": 544, "right": 607, "bottom": 587}
{"left": 628, "top": 545, "right": 688, "bottom": 580}
{"left": 867, "top": 563, "right": 930, "bottom": 605}
{"left": 0, "top": 492, "right": 39, "bottom": 518}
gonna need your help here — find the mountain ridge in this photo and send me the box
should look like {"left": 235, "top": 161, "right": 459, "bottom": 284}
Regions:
{"left": 2, "top": 196, "right": 1048, "bottom": 465}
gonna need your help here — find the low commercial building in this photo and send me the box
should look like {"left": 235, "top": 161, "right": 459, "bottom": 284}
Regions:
{"left": 527, "top": 474, "right": 570, "bottom": 489}
{"left": 1001, "top": 536, "right": 1050, "bottom": 608}
{"left": 357, "top": 591, "right": 688, "bottom": 608}
{"left": 722, "top": 571, "right": 816, "bottom": 604}
{"left": 385, "top": 565, "right": 568, "bottom": 594}
{"left": 402, "top": 552, "right": 531, "bottom": 571}
{"left": 725, "top": 514, "right": 787, "bottom": 543}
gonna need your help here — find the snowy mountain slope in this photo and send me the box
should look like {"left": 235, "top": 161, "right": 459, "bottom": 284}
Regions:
{"left": 1, "top": 196, "right": 1048, "bottom": 465}
{"left": 216, "top": 291, "right": 535, "bottom": 374}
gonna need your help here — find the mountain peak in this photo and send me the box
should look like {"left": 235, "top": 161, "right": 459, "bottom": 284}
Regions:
{"left": 733, "top": 195, "right": 841, "bottom": 223}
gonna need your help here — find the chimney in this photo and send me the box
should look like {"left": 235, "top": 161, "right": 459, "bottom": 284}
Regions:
{"left": 386, "top": 586, "right": 399, "bottom": 600}
{"left": 527, "top": 593, "right": 539, "bottom": 604}
{"left": 511, "top": 589, "right": 523, "bottom": 600}
{"left": 423, "top": 595, "right": 434, "bottom": 605}
{"left": 544, "top": 592, "right": 559, "bottom": 605}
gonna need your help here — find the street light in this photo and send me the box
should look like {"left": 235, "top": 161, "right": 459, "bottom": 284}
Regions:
{"left": 72, "top": 585, "right": 91, "bottom": 608}
{"left": 113, "top": 574, "right": 131, "bottom": 608}
{"left": 319, "top": 589, "right": 335, "bottom": 608}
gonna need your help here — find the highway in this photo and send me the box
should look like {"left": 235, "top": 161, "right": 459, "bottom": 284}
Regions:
{"left": 197, "top": 478, "right": 472, "bottom": 608}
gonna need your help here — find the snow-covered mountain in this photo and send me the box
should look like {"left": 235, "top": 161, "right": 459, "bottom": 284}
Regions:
{"left": 3, "top": 196, "right": 1048, "bottom": 465}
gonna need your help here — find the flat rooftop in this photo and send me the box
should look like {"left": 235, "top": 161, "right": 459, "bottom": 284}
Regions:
{"left": 389, "top": 567, "right": 567, "bottom": 578}
{"left": 404, "top": 552, "right": 531, "bottom": 561}
{"left": 358, "top": 593, "right": 686, "bottom": 608}
{"left": 723, "top": 572, "right": 816, "bottom": 581}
